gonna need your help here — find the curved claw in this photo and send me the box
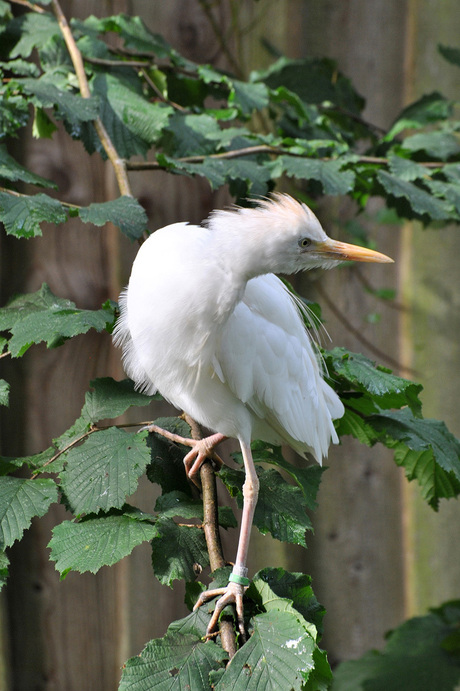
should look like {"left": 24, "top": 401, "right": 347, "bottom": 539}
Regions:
{"left": 141, "top": 424, "right": 225, "bottom": 487}
{"left": 194, "top": 581, "right": 247, "bottom": 640}
{"left": 183, "top": 435, "right": 225, "bottom": 486}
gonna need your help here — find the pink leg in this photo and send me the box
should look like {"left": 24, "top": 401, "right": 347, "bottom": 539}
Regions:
{"left": 194, "top": 439, "right": 259, "bottom": 638}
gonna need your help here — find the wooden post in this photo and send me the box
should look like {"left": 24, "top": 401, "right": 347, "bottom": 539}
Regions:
{"left": 400, "top": 0, "right": 460, "bottom": 617}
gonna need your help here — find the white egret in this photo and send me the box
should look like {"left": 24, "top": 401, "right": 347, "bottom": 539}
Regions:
{"left": 113, "top": 194, "right": 392, "bottom": 636}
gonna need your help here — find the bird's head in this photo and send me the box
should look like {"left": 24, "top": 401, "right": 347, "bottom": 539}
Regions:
{"left": 208, "top": 194, "right": 393, "bottom": 278}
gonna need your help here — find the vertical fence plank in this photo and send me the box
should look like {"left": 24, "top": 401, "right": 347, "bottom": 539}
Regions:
{"left": 400, "top": 0, "right": 460, "bottom": 617}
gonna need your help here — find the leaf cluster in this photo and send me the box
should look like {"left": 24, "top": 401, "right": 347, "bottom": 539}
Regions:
{"left": 323, "top": 348, "right": 460, "bottom": 509}
{"left": 1, "top": 7, "right": 460, "bottom": 236}
{"left": 333, "top": 601, "right": 460, "bottom": 691}
{"left": 120, "top": 568, "right": 331, "bottom": 691}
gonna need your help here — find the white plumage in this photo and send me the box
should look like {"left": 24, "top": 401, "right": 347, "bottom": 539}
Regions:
{"left": 113, "top": 194, "right": 392, "bottom": 636}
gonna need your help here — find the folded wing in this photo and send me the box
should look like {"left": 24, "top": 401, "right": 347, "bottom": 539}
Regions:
{"left": 215, "top": 274, "right": 344, "bottom": 463}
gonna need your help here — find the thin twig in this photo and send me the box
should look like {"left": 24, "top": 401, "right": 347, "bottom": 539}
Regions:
{"left": 183, "top": 414, "right": 237, "bottom": 659}
{"left": 9, "top": 0, "right": 45, "bottom": 12}
{"left": 353, "top": 267, "right": 408, "bottom": 312}
{"left": 127, "top": 145, "right": 280, "bottom": 170}
{"left": 198, "top": 0, "right": 244, "bottom": 79}
{"left": 126, "top": 147, "right": 449, "bottom": 172}
{"left": 83, "top": 55, "right": 151, "bottom": 68}
{"left": 39, "top": 426, "right": 101, "bottom": 469}
{"left": 315, "top": 282, "right": 418, "bottom": 376}
{"left": 50, "top": 0, "right": 132, "bottom": 198}
{"left": 320, "top": 104, "right": 387, "bottom": 136}
{"left": 140, "top": 68, "right": 187, "bottom": 112}
{"left": 0, "top": 186, "right": 84, "bottom": 210}
{"left": 37, "top": 419, "right": 196, "bottom": 472}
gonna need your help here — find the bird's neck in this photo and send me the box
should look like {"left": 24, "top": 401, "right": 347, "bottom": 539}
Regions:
{"left": 210, "top": 226, "right": 274, "bottom": 287}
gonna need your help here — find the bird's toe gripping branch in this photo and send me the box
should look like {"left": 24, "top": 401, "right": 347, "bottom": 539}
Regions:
{"left": 193, "top": 566, "right": 250, "bottom": 640}
{"left": 140, "top": 423, "right": 225, "bottom": 485}
{"left": 183, "top": 432, "right": 226, "bottom": 481}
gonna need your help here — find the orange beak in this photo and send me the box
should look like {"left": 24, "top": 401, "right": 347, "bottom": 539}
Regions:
{"left": 316, "top": 238, "right": 394, "bottom": 263}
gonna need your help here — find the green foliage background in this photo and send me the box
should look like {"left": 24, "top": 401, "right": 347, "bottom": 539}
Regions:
{"left": 1, "top": 1, "right": 460, "bottom": 688}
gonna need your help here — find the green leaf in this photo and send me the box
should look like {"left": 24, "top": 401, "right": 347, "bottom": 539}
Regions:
{"left": 377, "top": 170, "right": 451, "bottom": 220}
{"left": 0, "top": 191, "right": 66, "bottom": 238}
{"left": 443, "top": 163, "right": 460, "bottom": 183}
{"left": 9, "top": 13, "right": 60, "bottom": 58}
{"left": 91, "top": 72, "right": 172, "bottom": 157}
{"left": 119, "top": 610, "right": 228, "bottom": 691}
{"left": 386, "top": 92, "right": 452, "bottom": 139}
{"left": 146, "top": 417, "right": 194, "bottom": 497}
{"left": 0, "top": 551, "right": 9, "bottom": 591}
{"left": 54, "top": 377, "right": 156, "bottom": 451}
{"left": 19, "top": 78, "right": 99, "bottom": 128}
{"left": 49, "top": 510, "right": 157, "bottom": 576}
{"left": 247, "top": 441, "right": 323, "bottom": 508}
{"left": 60, "top": 428, "right": 150, "bottom": 514}
{"left": 0, "top": 477, "right": 57, "bottom": 549}
{"left": 82, "top": 377, "right": 156, "bottom": 423}
{"left": 32, "top": 106, "right": 58, "bottom": 139}
{"left": 371, "top": 409, "right": 460, "bottom": 509}
{"left": 430, "top": 179, "right": 460, "bottom": 215}
{"left": 220, "top": 466, "right": 313, "bottom": 546}
{"left": 254, "top": 468, "right": 313, "bottom": 547}
{"left": 402, "top": 131, "right": 460, "bottom": 160}
{"left": 78, "top": 196, "right": 147, "bottom": 240}
{"left": 0, "top": 1, "right": 11, "bottom": 20}
{"left": 256, "top": 56, "right": 364, "bottom": 113}
{"left": 388, "top": 155, "right": 431, "bottom": 182}
{"left": 325, "top": 348, "right": 423, "bottom": 415}
{"left": 393, "top": 445, "right": 460, "bottom": 508}
{"left": 0, "top": 87, "right": 30, "bottom": 140}
{"left": 0, "top": 145, "right": 56, "bottom": 187}
{"left": 272, "top": 156, "right": 355, "bottom": 195}
{"left": 439, "top": 44, "right": 460, "bottom": 68}
{"left": 0, "top": 284, "right": 116, "bottom": 357}
{"left": 0, "top": 379, "right": 9, "bottom": 407}
{"left": 0, "top": 456, "right": 29, "bottom": 476}
{"left": 83, "top": 13, "right": 173, "bottom": 58}
{"left": 247, "top": 569, "right": 333, "bottom": 691}
{"left": 332, "top": 601, "right": 460, "bottom": 691}
{"left": 250, "top": 567, "right": 326, "bottom": 635}
{"left": 166, "top": 156, "right": 272, "bottom": 196}
{"left": 336, "top": 407, "right": 378, "bottom": 447}
{"left": 230, "top": 79, "right": 269, "bottom": 115}
{"left": 155, "top": 490, "right": 236, "bottom": 529}
{"left": 216, "top": 610, "right": 316, "bottom": 690}
{"left": 155, "top": 491, "right": 208, "bottom": 520}
{"left": 162, "top": 112, "right": 223, "bottom": 157}
{"left": 151, "top": 516, "right": 209, "bottom": 586}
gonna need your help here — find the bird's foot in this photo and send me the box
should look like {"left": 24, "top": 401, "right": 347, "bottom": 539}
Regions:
{"left": 183, "top": 433, "right": 225, "bottom": 482}
{"left": 193, "top": 568, "right": 250, "bottom": 640}
{"left": 140, "top": 424, "right": 225, "bottom": 485}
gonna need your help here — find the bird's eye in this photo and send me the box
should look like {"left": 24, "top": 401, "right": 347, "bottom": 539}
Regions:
{"left": 299, "top": 237, "right": 312, "bottom": 249}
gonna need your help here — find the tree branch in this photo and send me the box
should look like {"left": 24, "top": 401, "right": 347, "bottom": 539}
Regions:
{"left": 126, "top": 147, "right": 448, "bottom": 171}
{"left": 9, "top": 0, "right": 45, "bottom": 13}
{"left": 36, "top": 419, "right": 203, "bottom": 472}
{"left": 182, "top": 414, "right": 237, "bottom": 659}
{"left": 50, "top": 0, "right": 132, "bottom": 197}
{"left": 197, "top": 0, "right": 244, "bottom": 79}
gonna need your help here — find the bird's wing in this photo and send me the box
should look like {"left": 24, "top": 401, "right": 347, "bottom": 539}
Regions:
{"left": 215, "top": 274, "right": 344, "bottom": 462}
